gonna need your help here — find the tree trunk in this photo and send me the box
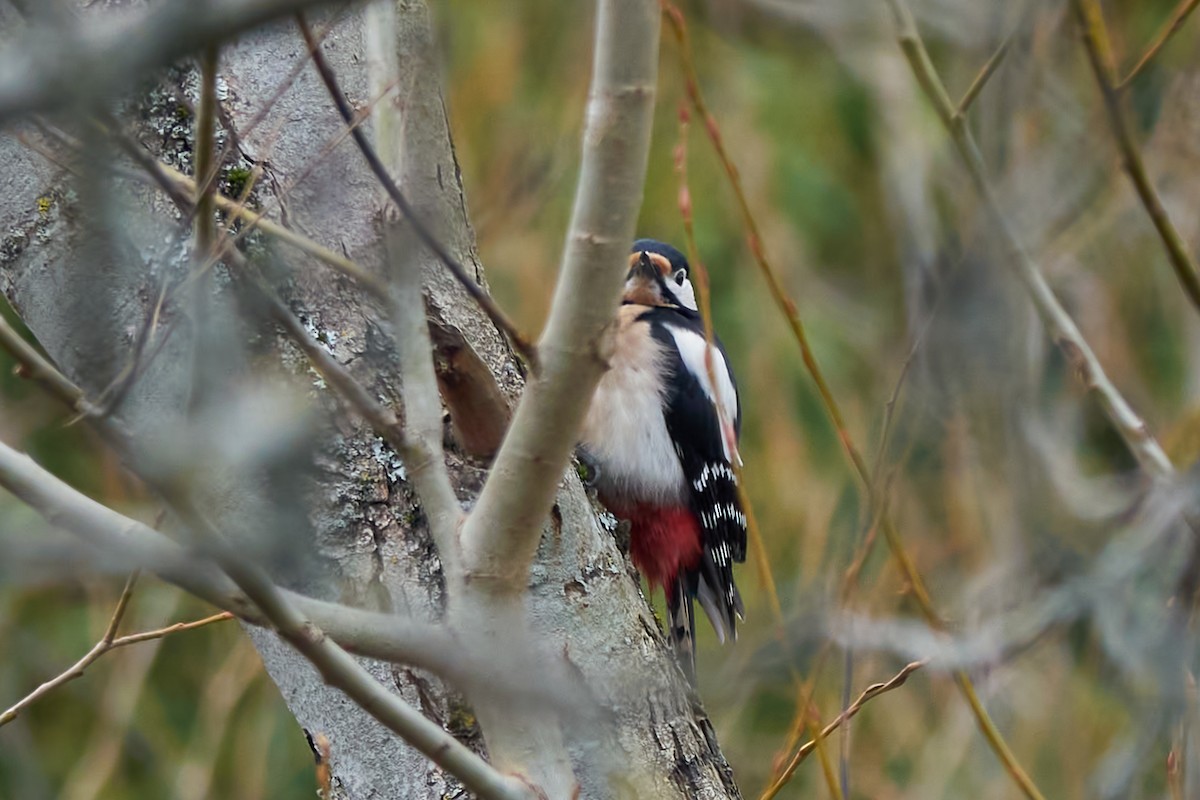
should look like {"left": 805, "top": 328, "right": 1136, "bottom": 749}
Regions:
{"left": 0, "top": 2, "right": 740, "bottom": 797}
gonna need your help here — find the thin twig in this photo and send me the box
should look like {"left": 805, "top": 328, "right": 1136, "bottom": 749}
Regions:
{"left": 761, "top": 661, "right": 926, "bottom": 799}
{"left": 108, "top": 612, "right": 235, "bottom": 647}
{"left": 0, "top": 579, "right": 233, "bottom": 728}
{"left": 194, "top": 45, "right": 219, "bottom": 262}
{"left": 1074, "top": 0, "right": 1200, "bottom": 316}
{"left": 0, "top": 312, "right": 101, "bottom": 418}
{"left": 1118, "top": 0, "right": 1200, "bottom": 89}
{"left": 293, "top": 13, "right": 539, "bottom": 371}
{"left": 954, "top": 29, "right": 1015, "bottom": 118}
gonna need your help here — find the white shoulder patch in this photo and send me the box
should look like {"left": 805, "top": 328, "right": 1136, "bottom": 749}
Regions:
{"left": 666, "top": 325, "right": 741, "bottom": 464}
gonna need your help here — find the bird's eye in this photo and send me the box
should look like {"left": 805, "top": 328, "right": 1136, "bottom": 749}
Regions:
{"left": 673, "top": 269, "right": 686, "bottom": 286}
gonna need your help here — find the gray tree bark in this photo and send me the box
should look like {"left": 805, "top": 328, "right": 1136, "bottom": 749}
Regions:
{"left": 0, "top": 2, "right": 741, "bottom": 797}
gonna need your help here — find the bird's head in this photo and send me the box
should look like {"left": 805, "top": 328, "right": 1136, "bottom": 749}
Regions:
{"left": 622, "top": 239, "right": 698, "bottom": 312}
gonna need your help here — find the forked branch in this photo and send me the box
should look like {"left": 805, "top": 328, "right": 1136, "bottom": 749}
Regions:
{"left": 0, "top": 575, "right": 232, "bottom": 729}
{"left": 459, "top": 0, "right": 660, "bottom": 588}
{"left": 1073, "top": 0, "right": 1200, "bottom": 316}
{"left": 294, "top": 13, "right": 538, "bottom": 370}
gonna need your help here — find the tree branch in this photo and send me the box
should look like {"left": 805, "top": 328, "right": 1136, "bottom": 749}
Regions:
{"left": 760, "top": 661, "right": 926, "bottom": 800}
{"left": 459, "top": 0, "right": 659, "bottom": 589}
{"left": 168, "top": 495, "right": 537, "bottom": 800}
{"left": 1073, "top": 0, "right": 1200, "bottom": 316}
{"left": 1117, "top": 0, "right": 1200, "bottom": 89}
{"left": 1, "top": 586, "right": 232, "bottom": 729}
{"left": 0, "top": 311, "right": 101, "bottom": 419}
{"left": 0, "top": 0, "right": 366, "bottom": 121}
{"left": 0, "top": 439, "right": 438, "bottom": 654}
{"left": 885, "top": 0, "right": 1177, "bottom": 481}
{"left": 357, "top": 5, "right": 466, "bottom": 570}
{"left": 294, "top": 12, "right": 538, "bottom": 371}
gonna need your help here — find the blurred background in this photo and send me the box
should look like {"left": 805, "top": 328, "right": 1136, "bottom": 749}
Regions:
{"left": 4, "top": 0, "right": 1200, "bottom": 797}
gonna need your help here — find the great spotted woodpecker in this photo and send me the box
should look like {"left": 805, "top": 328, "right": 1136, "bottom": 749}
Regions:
{"left": 581, "top": 239, "right": 746, "bottom": 678}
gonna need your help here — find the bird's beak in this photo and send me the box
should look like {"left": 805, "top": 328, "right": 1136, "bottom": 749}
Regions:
{"left": 628, "top": 251, "right": 658, "bottom": 282}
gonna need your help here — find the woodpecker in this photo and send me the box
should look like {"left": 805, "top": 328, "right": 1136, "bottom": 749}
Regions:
{"left": 581, "top": 239, "right": 746, "bottom": 679}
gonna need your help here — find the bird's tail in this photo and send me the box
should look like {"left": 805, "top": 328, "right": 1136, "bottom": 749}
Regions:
{"left": 667, "top": 576, "right": 697, "bottom": 684}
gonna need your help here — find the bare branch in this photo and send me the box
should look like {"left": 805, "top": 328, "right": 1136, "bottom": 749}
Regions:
{"left": 0, "top": 0, "right": 366, "bottom": 121}
{"left": 168, "top": 494, "right": 536, "bottom": 800}
{"left": 193, "top": 46, "right": 219, "bottom": 262}
{"left": 459, "top": 0, "right": 659, "bottom": 589}
{"left": 1, "top": 597, "right": 232, "bottom": 729}
{"left": 358, "top": 5, "right": 465, "bottom": 568}
{"left": 294, "top": 13, "right": 539, "bottom": 370}
{"left": 954, "top": 27, "right": 1015, "bottom": 118}
{"left": 1118, "top": 0, "right": 1200, "bottom": 89}
{"left": 0, "top": 437, "right": 444, "bottom": 663}
{"left": 1073, "top": 0, "right": 1200, "bottom": 316}
{"left": 0, "top": 311, "right": 101, "bottom": 418}
{"left": 761, "top": 661, "right": 926, "bottom": 800}
{"left": 885, "top": 0, "right": 1177, "bottom": 480}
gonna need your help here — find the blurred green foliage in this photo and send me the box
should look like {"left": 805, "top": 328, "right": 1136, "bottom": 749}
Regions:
{"left": 4, "top": 0, "right": 1200, "bottom": 797}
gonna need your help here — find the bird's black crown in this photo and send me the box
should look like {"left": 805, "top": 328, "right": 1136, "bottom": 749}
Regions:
{"left": 632, "top": 239, "right": 689, "bottom": 276}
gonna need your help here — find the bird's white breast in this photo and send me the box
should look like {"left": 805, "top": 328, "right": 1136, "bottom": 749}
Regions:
{"left": 581, "top": 307, "right": 687, "bottom": 507}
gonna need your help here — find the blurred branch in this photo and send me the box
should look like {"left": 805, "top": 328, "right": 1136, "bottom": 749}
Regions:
{"left": 1118, "top": 0, "right": 1200, "bottom": 89}
{"left": 357, "top": 6, "right": 465, "bottom": 570}
{"left": 0, "top": 439, "right": 451, "bottom": 661}
{"left": 0, "top": 312, "right": 101, "bottom": 419}
{"left": 22, "top": 124, "right": 392, "bottom": 301}
{"left": 162, "top": 495, "right": 537, "bottom": 800}
{"left": 294, "top": 13, "right": 539, "bottom": 371}
{"left": 0, "top": 437, "right": 533, "bottom": 799}
{"left": 664, "top": 5, "right": 1045, "bottom": 799}
{"left": 761, "top": 661, "right": 926, "bottom": 800}
{"left": 0, "top": 583, "right": 232, "bottom": 729}
{"left": 0, "top": 324, "right": 589, "bottom": 723}
{"left": 458, "top": 0, "right": 659, "bottom": 589}
{"left": 954, "top": 27, "right": 1014, "bottom": 118}
{"left": 0, "top": 0, "right": 365, "bottom": 121}
{"left": 72, "top": 99, "right": 467, "bottom": 568}
{"left": 31, "top": 96, "right": 468, "bottom": 599}
{"left": 194, "top": 46, "right": 219, "bottom": 262}
{"left": 885, "top": 0, "right": 1177, "bottom": 480}
{"left": 237, "top": 256, "right": 466, "bottom": 566}
{"left": 1073, "top": 0, "right": 1200, "bottom": 316}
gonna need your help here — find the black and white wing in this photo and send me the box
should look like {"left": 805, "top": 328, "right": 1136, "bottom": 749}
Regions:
{"left": 646, "top": 309, "right": 747, "bottom": 643}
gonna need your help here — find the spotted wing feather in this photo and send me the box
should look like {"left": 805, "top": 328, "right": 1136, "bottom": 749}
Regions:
{"left": 644, "top": 309, "right": 747, "bottom": 643}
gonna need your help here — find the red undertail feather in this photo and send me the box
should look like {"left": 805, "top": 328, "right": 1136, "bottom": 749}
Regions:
{"left": 623, "top": 505, "right": 702, "bottom": 590}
